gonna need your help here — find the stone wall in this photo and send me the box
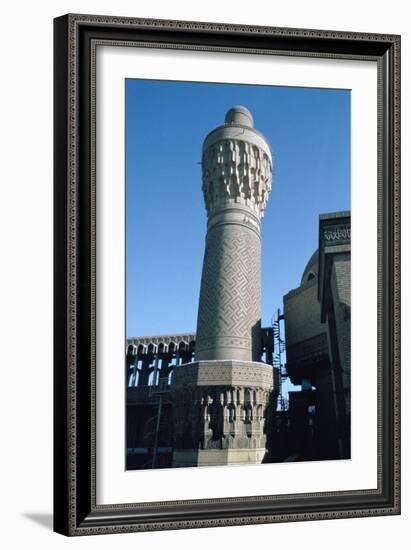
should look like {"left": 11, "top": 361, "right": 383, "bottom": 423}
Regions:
{"left": 330, "top": 253, "right": 351, "bottom": 416}
{"left": 284, "top": 277, "right": 328, "bottom": 366}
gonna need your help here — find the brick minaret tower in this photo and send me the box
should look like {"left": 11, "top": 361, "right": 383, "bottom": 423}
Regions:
{"left": 171, "top": 106, "right": 277, "bottom": 467}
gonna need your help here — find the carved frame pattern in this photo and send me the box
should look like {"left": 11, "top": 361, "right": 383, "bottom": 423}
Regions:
{"left": 54, "top": 13, "right": 400, "bottom": 536}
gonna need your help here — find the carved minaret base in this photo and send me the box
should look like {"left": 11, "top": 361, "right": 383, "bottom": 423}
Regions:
{"left": 171, "top": 360, "right": 275, "bottom": 467}
{"left": 171, "top": 107, "right": 278, "bottom": 467}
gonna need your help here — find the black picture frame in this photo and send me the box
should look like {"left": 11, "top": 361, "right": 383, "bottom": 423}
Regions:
{"left": 53, "top": 13, "right": 401, "bottom": 536}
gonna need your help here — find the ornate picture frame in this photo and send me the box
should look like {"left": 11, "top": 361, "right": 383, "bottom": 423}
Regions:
{"left": 53, "top": 14, "right": 400, "bottom": 536}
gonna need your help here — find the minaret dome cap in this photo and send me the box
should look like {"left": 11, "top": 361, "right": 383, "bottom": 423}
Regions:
{"left": 224, "top": 105, "right": 254, "bottom": 127}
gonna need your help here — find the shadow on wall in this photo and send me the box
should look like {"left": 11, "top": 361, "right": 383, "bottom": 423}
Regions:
{"left": 22, "top": 513, "right": 53, "bottom": 531}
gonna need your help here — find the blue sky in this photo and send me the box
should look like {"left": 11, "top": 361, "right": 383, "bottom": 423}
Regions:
{"left": 126, "top": 79, "right": 350, "bottom": 340}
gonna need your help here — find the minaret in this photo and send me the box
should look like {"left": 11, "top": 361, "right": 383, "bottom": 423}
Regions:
{"left": 171, "top": 106, "right": 277, "bottom": 467}
{"left": 196, "top": 106, "right": 272, "bottom": 362}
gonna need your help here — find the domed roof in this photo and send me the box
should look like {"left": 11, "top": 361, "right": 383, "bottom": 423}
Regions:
{"left": 301, "top": 249, "right": 319, "bottom": 285}
{"left": 224, "top": 105, "right": 254, "bottom": 127}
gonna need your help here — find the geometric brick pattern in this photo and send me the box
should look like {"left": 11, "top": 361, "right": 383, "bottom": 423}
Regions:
{"left": 172, "top": 360, "right": 275, "bottom": 389}
{"left": 196, "top": 223, "right": 261, "bottom": 361}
